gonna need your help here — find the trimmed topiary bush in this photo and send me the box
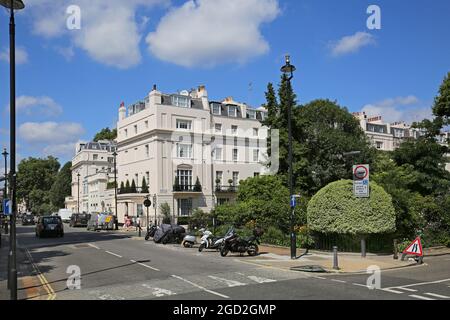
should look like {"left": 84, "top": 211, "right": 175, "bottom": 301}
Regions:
{"left": 307, "top": 180, "right": 396, "bottom": 235}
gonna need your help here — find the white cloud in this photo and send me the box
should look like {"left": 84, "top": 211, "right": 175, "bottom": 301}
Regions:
{"left": 146, "top": 0, "right": 280, "bottom": 67}
{"left": 55, "top": 46, "right": 75, "bottom": 61}
{"left": 43, "top": 143, "right": 79, "bottom": 159}
{"left": 0, "top": 47, "right": 29, "bottom": 65}
{"left": 18, "top": 122, "right": 85, "bottom": 145}
{"left": 26, "top": 0, "right": 168, "bottom": 69}
{"left": 329, "top": 32, "right": 375, "bottom": 57}
{"left": 362, "top": 96, "right": 433, "bottom": 124}
{"left": 10, "top": 96, "right": 63, "bottom": 118}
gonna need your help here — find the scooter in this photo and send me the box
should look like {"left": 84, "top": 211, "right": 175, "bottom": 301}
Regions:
{"left": 182, "top": 228, "right": 205, "bottom": 248}
{"left": 145, "top": 225, "right": 158, "bottom": 241}
{"left": 198, "top": 230, "right": 226, "bottom": 252}
{"left": 220, "top": 228, "right": 263, "bottom": 257}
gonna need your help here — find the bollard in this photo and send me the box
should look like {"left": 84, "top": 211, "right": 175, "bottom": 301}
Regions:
{"left": 333, "top": 246, "right": 339, "bottom": 270}
{"left": 361, "top": 238, "right": 366, "bottom": 258}
{"left": 393, "top": 239, "right": 398, "bottom": 260}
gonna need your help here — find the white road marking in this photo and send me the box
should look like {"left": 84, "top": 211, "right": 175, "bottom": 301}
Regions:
{"left": 247, "top": 276, "right": 277, "bottom": 284}
{"left": 88, "top": 244, "right": 100, "bottom": 250}
{"left": 397, "top": 278, "right": 450, "bottom": 288}
{"left": 409, "top": 294, "right": 435, "bottom": 301}
{"left": 424, "top": 293, "right": 450, "bottom": 299}
{"left": 381, "top": 288, "right": 404, "bottom": 294}
{"left": 331, "top": 279, "right": 346, "bottom": 283}
{"left": 171, "top": 275, "right": 230, "bottom": 299}
{"left": 313, "top": 276, "right": 327, "bottom": 280}
{"left": 395, "top": 287, "right": 417, "bottom": 292}
{"left": 353, "top": 283, "right": 370, "bottom": 288}
{"left": 105, "top": 251, "right": 122, "bottom": 258}
{"left": 142, "top": 284, "right": 176, "bottom": 297}
{"left": 130, "top": 260, "right": 160, "bottom": 272}
{"left": 208, "top": 275, "right": 247, "bottom": 287}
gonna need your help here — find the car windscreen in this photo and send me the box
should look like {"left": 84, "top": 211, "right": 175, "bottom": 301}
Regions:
{"left": 43, "top": 217, "right": 60, "bottom": 224}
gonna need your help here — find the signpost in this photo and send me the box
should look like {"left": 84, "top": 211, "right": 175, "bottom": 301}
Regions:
{"left": 3, "top": 199, "right": 11, "bottom": 216}
{"left": 143, "top": 197, "right": 152, "bottom": 231}
{"left": 401, "top": 237, "right": 424, "bottom": 264}
{"left": 353, "top": 165, "right": 370, "bottom": 198}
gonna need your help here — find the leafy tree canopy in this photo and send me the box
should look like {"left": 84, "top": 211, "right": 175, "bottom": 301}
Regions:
{"left": 49, "top": 161, "right": 72, "bottom": 209}
{"left": 432, "top": 72, "right": 450, "bottom": 123}
{"left": 93, "top": 127, "right": 117, "bottom": 142}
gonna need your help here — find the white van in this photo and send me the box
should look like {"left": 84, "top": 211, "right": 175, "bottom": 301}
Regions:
{"left": 57, "top": 209, "right": 73, "bottom": 223}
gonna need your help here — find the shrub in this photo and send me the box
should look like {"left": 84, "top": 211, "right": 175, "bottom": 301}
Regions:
{"left": 177, "top": 216, "right": 190, "bottom": 226}
{"left": 160, "top": 203, "right": 171, "bottom": 224}
{"left": 194, "top": 177, "right": 202, "bottom": 192}
{"left": 307, "top": 180, "right": 396, "bottom": 235}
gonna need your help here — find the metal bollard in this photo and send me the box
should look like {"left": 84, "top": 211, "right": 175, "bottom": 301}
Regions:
{"left": 333, "top": 246, "right": 339, "bottom": 270}
{"left": 361, "top": 238, "right": 366, "bottom": 258}
{"left": 393, "top": 239, "right": 398, "bottom": 260}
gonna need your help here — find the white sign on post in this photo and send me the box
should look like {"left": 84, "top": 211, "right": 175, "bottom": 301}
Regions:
{"left": 353, "top": 165, "right": 370, "bottom": 198}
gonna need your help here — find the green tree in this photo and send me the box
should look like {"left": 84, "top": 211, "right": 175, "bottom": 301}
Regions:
{"left": 93, "top": 127, "right": 117, "bottom": 142}
{"left": 193, "top": 177, "right": 202, "bottom": 192}
{"left": 141, "top": 177, "right": 149, "bottom": 193}
{"left": 49, "top": 161, "right": 72, "bottom": 209}
{"left": 307, "top": 180, "right": 396, "bottom": 235}
{"left": 432, "top": 72, "right": 450, "bottom": 124}
{"left": 17, "top": 156, "right": 60, "bottom": 214}
{"left": 120, "top": 181, "right": 125, "bottom": 193}
{"left": 125, "top": 180, "right": 131, "bottom": 193}
{"left": 160, "top": 203, "right": 171, "bottom": 224}
{"left": 130, "top": 180, "right": 137, "bottom": 193}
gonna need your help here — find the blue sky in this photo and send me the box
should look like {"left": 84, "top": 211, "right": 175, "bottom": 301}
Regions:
{"left": 0, "top": 0, "right": 449, "bottom": 167}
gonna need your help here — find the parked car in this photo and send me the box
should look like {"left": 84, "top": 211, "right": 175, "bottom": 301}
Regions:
{"left": 69, "top": 213, "right": 90, "bottom": 228}
{"left": 56, "top": 208, "right": 73, "bottom": 223}
{"left": 36, "top": 216, "right": 64, "bottom": 238}
{"left": 22, "top": 214, "right": 35, "bottom": 226}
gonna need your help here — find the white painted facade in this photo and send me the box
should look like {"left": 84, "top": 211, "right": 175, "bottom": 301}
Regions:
{"left": 65, "top": 141, "right": 117, "bottom": 214}
{"left": 115, "top": 86, "right": 269, "bottom": 225}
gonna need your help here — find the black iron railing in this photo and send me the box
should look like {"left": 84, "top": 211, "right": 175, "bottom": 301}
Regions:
{"left": 215, "top": 185, "right": 238, "bottom": 193}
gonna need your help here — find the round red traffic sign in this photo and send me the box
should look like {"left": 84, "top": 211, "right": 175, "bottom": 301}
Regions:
{"left": 354, "top": 166, "right": 368, "bottom": 180}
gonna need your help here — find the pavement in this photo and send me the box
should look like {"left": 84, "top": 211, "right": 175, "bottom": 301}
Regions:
{"left": 1, "top": 224, "right": 450, "bottom": 301}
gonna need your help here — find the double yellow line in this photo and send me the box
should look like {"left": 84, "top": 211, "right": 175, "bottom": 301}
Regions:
{"left": 25, "top": 249, "right": 56, "bottom": 300}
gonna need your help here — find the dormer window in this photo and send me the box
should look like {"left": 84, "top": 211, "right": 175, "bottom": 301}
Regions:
{"left": 247, "top": 110, "right": 257, "bottom": 120}
{"left": 172, "top": 95, "right": 190, "bottom": 108}
{"left": 228, "top": 105, "right": 238, "bottom": 117}
{"left": 211, "top": 103, "right": 222, "bottom": 115}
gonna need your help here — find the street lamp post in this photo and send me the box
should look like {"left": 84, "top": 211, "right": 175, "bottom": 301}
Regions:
{"left": 281, "top": 55, "right": 297, "bottom": 260}
{"left": 0, "top": 0, "right": 26, "bottom": 300}
{"left": 113, "top": 151, "right": 118, "bottom": 230}
{"left": 153, "top": 194, "right": 157, "bottom": 225}
{"left": 77, "top": 173, "right": 80, "bottom": 213}
{"left": 2, "top": 149, "right": 8, "bottom": 235}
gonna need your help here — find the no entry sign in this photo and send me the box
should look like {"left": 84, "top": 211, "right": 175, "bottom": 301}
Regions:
{"left": 353, "top": 164, "right": 370, "bottom": 198}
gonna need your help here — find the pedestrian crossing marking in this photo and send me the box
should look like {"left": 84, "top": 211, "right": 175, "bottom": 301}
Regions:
{"left": 208, "top": 275, "right": 247, "bottom": 287}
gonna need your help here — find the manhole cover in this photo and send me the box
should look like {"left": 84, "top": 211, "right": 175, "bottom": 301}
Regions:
{"left": 290, "top": 265, "right": 327, "bottom": 273}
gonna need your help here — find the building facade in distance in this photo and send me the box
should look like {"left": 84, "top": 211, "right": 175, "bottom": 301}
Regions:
{"left": 65, "top": 140, "right": 117, "bottom": 214}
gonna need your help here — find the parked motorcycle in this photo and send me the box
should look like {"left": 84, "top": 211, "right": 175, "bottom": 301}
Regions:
{"left": 145, "top": 225, "right": 158, "bottom": 241}
{"left": 182, "top": 228, "right": 205, "bottom": 248}
{"left": 220, "top": 228, "right": 263, "bottom": 257}
{"left": 198, "top": 228, "right": 230, "bottom": 252}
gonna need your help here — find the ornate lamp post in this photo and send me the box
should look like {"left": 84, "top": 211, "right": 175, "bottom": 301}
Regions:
{"left": 280, "top": 55, "right": 297, "bottom": 260}
{"left": 77, "top": 173, "right": 81, "bottom": 213}
{"left": 0, "top": 0, "right": 26, "bottom": 300}
{"left": 113, "top": 151, "right": 118, "bottom": 230}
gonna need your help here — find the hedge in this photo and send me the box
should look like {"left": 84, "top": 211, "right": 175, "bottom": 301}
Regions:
{"left": 307, "top": 179, "right": 396, "bottom": 235}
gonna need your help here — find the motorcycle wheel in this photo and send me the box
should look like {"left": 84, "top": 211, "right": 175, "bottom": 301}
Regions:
{"left": 183, "top": 241, "right": 193, "bottom": 248}
{"left": 145, "top": 234, "right": 150, "bottom": 241}
{"left": 247, "top": 244, "right": 259, "bottom": 256}
{"left": 220, "top": 247, "right": 229, "bottom": 257}
{"left": 198, "top": 243, "right": 205, "bottom": 252}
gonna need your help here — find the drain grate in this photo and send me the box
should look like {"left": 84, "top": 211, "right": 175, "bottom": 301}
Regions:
{"left": 290, "top": 265, "right": 328, "bottom": 273}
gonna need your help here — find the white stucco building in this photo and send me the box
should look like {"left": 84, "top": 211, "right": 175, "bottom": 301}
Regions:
{"left": 115, "top": 85, "right": 269, "bottom": 225}
{"left": 65, "top": 140, "right": 117, "bottom": 214}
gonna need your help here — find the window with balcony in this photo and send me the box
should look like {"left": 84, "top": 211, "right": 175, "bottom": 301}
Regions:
{"left": 176, "top": 119, "right": 192, "bottom": 130}
{"left": 176, "top": 170, "right": 192, "bottom": 190}
{"left": 232, "top": 172, "right": 239, "bottom": 186}
{"left": 216, "top": 171, "right": 223, "bottom": 184}
{"left": 376, "top": 141, "right": 383, "bottom": 149}
{"left": 172, "top": 95, "right": 190, "bottom": 108}
{"left": 177, "top": 144, "right": 192, "bottom": 158}
{"left": 178, "top": 198, "right": 193, "bottom": 216}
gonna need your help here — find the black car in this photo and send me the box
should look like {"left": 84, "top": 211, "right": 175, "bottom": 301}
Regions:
{"left": 36, "top": 216, "right": 64, "bottom": 238}
{"left": 22, "top": 214, "right": 35, "bottom": 226}
{"left": 69, "top": 213, "right": 90, "bottom": 228}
